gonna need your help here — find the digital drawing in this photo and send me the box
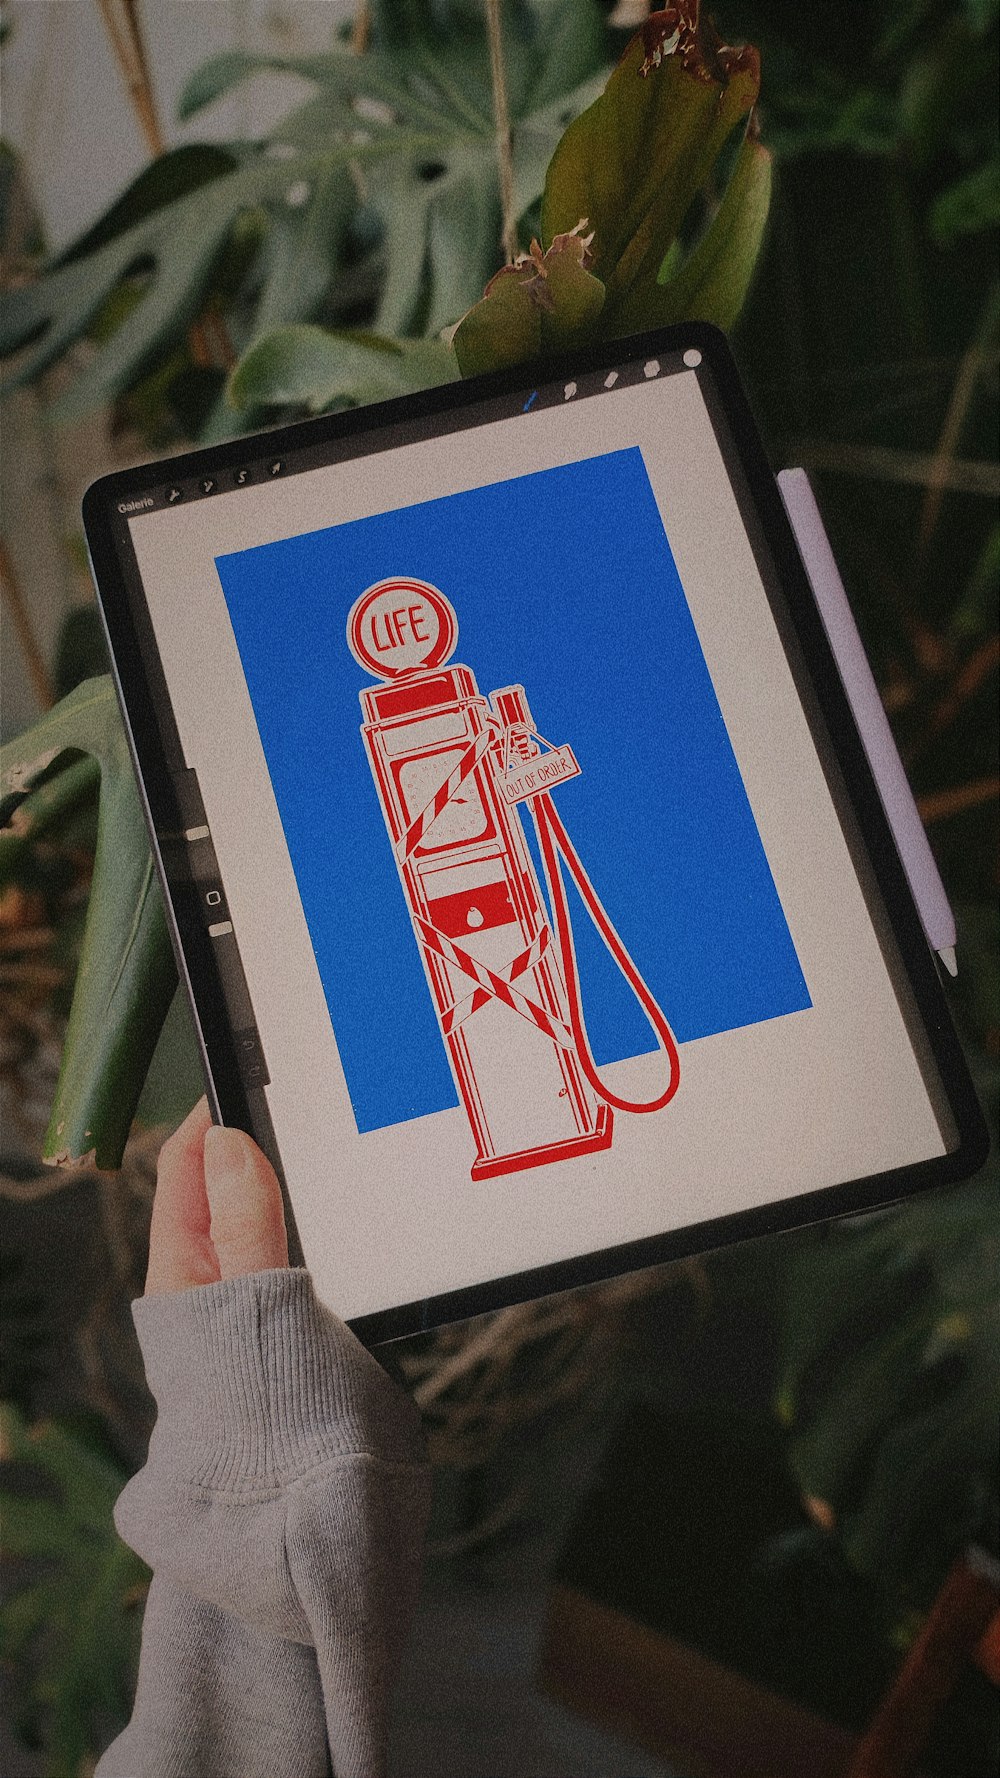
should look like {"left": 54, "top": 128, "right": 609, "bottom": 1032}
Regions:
{"left": 214, "top": 448, "right": 812, "bottom": 1145}
{"left": 348, "top": 578, "right": 680, "bottom": 1179}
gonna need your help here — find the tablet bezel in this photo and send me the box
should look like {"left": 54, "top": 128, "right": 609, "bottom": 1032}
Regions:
{"left": 82, "top": 322, "right": 988, "bottom": 1344}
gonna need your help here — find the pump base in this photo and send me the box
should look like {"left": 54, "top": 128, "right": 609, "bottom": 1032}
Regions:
{"left": 470, "top": 1104, "right": 614, "bottom": 1180}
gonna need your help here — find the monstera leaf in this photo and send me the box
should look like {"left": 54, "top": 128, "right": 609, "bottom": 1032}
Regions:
{"left": 452, "top": 4, "right": 771, "bottom": 373}
{"left": 0, "top": 679, "right": 173, "bottom": 1168}
{"left": 0, "top": 0, "right": 608, "bottom": 431}
{"left": 228, "top": 326, "right": 458, "bottom": 414}
{"left": 179, "top": 0, "right": 607, "bottom": 341}
{"left": 0, "top": 137, "right": 383, "bottom": 427}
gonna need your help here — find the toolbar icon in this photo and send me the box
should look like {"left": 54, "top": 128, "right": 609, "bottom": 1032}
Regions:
{"left": 165, "top": 486, "right": 182, "bottom": 504}
{"left": 268, "top": 459, "right": 284, "bottom": 477}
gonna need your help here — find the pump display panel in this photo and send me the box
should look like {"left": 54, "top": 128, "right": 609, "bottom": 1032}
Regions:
{"left": 83, "top": 324, "right": 985, "bottom": 1341}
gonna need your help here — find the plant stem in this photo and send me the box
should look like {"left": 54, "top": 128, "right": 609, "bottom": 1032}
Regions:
{"left": 351, "top": 2, "right": 371, "bottom": 56}
{"left": 92, "top": 0, "right": 234, "bottom": 374}
{"left": 94, "top": 0, "right": 164, "bottom": 157}
{"left": 788, "top": 440, "right": 1000, "bottom": 500}
{"left": 916, "top": 776, "right": 999, "bottom": 825}
{"left": 486, "top": 0, "right": 518, "bottom": 262}
{"left": 917, "top": 278, "right": 1000, "bottom": 562}
{"left": 0, "top": 537, "right": 55, "bottom": 711}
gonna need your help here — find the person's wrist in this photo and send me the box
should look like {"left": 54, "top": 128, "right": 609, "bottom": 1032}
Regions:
{"left": 134, "top": 1269, "right": 426, "bottom": 1486}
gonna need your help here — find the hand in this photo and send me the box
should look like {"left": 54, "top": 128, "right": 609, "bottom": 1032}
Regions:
{"left": 145, "top": 1097, "right": 289, "bottom": 1295}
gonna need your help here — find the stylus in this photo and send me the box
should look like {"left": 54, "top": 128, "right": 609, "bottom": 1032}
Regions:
{"left": 778, "top": 468, "right": 958, "bottom": 978}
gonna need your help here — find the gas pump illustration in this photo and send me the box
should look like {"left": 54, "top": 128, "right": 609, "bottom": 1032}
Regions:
{"left": 347, "top": 578, "right": 681, "bottom": 1180}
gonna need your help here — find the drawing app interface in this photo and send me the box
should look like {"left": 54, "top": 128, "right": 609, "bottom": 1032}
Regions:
{"left": 125, "top": 362, "right": 948, "bottom": 1319}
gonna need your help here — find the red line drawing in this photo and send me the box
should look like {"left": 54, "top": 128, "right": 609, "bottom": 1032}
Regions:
{"left": 349, "top": 579, "right": 680, "bottom": 1180}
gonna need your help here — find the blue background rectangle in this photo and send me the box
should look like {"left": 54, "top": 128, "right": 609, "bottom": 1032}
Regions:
{"left": 215, "top": 448, "right": 811, "bottom": 1134}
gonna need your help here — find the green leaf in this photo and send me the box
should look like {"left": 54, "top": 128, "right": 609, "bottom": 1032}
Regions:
{"left": 540, "top": 17, "right": 762, "bottom": 327}
{"left": 961, "top": 0, "right": 1000, "bottom": 32}
{"left": 0, "top": 755, "right": 99, "bottom": 874}
{"left": 635, "top": 134, "right": 773, "bottom": 334}
{"left": 253, "top": 164, "right": 357, "bottom": 334}
{"left": 372, "top": 165, "right": 442, "bottom": 337}
{"left": 52, "top": 143, "right": 237, "bottom": 268}
{"left": 451, "top": 225, "right": 605, "bottom": 374}
{"left": 931, "top": 154, "right": 1000, "bottom": 245}
{"left": 0, "top": 136, "right": 45, "bottom": 261}
{"left": 227, "top": 324, "right": 458, "bottom": 412}
{"left": 3, "top": 135, "right": 450, "bottom": 424}
{"left": 452, "top": 16, "right": 769, "bottom": 373}
{"left": 452, "top": 262, "right": 544, "bottom": 376}
{"left": 0, "top": 1578, "right": 64, "bottom": 1662}
{"left": 0, "top": 678, "right": 177, "bottom": 1168}
{"left": 177, "top": 49, "right": 330, "bottom": 120}
{"left": 522, "top": 0, "right": 607, "bottom": 112}
{"left": 135, "top": 984, "right": 211, "bottom": 1131}
{"left": 423, "top": 164, "right": 511, "bottom": 340}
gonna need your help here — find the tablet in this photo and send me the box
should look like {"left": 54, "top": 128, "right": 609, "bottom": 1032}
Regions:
{"left": 83, "top": 323, "right": 986, "bottom": 1341}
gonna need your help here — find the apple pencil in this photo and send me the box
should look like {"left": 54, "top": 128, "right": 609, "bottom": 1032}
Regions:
{"left": 778, "top": 467, "right": 958, "bottom": 977}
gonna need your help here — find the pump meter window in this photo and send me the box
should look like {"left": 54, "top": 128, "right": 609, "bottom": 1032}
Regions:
{"left": 83, "top": 327, "right": 983, "bottom": 1339}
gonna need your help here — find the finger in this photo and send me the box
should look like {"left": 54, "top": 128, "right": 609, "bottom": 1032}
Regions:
{"left": 146, "top": 1097, "right": 218, "bottom": 1295}
{"left": 202, "top": 1125, "right": 289, "bottom": 1280}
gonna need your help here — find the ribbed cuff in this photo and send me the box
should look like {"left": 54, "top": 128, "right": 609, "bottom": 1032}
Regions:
{"left": 133, "top": 1270, "right": 425, "bottom": 1492}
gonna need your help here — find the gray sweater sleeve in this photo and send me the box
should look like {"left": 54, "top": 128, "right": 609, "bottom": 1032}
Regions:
{"left": 95, "top": 1268, "right": 430, "bottom": 1778}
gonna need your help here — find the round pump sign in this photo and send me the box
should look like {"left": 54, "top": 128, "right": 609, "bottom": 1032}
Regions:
{"left": 347, "top": 578, "right": 458, "bottom": 678}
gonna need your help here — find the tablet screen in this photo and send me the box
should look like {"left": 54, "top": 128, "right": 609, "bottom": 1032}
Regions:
{"left": 106, "top": 340, "right": 958, "bottom": 1326}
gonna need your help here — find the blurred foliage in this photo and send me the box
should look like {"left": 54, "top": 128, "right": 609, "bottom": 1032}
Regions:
{"left": 718, "top": 0, "right": 1000, "bottom": 1713}
{"left": 0, "top": 677, "right": 176, "bottom": 1169}
{"left": 776, "top": 1166, "right": 1000, "bottom": 1611}
{"left": 236, "top": 13, "right": 772, "bottom": 404}
{"left": 0, "top": 0, "right": 612, "bottom": 442}
{"left": 0, "top": 2, "right": 776, "bottom": 430}
{"left": 177, "top": 0, "right": 607, "bottom": 339}
{"left": 0, "top": 1406, "right": 148, "bottom": 1776}
{"left": 727, "top": 0, "right": 999, "bottom": 952}
{"left": 721, "top": 0, "right": 998, "bottom": 174}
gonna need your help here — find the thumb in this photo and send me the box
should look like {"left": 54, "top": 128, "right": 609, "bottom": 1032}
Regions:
{"left": 202, "top": 1125, "right": 289, "bottom": 1280}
